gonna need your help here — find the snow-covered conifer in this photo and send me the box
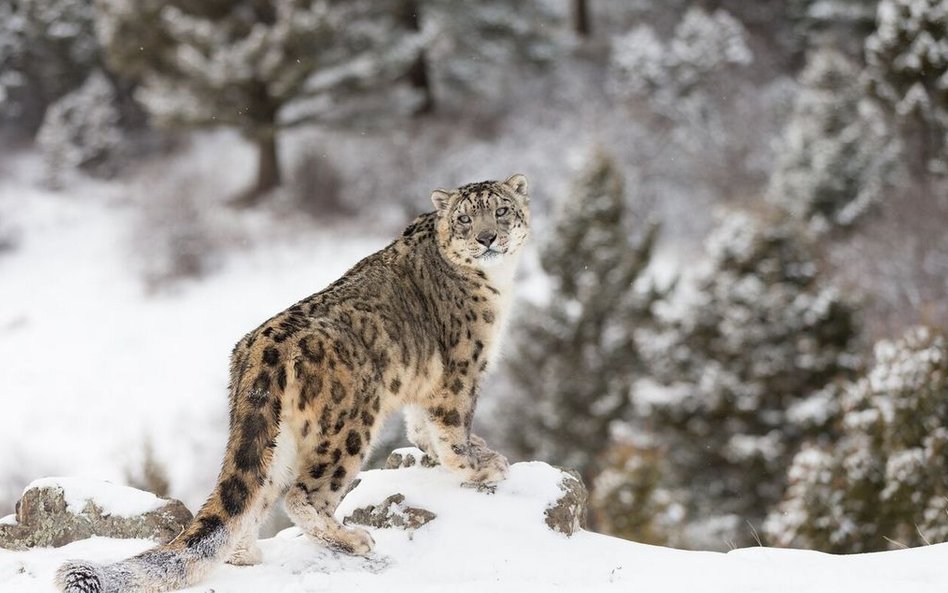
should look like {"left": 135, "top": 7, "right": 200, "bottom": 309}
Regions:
{"left": 768, "top": 47, "right": 897, "bottom": 232}
{"left": 504, "top": 150, "right": 662, "bottom": 480}
{"left": 399, "top": 0, "right": 563, "bottom": 113}
{"left": 865, "top": 0, "right": 948, "bottom": 173}
{"left": 610, "top": 7, "right": 752, "bottom": 120}
{"left": 766, "top": 326, "right": 948, "bottom": 552}
{"left": 36, "top": 70, "right": 121, "bottom": 187}
{"left": 94, "top": 0, "right": 421, "bottom": 203}
{"left": 791, "top": 0, "right": 879, "bottom": 51}
{"left": 0, "top": 0, "right": 99, "bottom": 132}
{"left": 642, "top": 210, "right": 861, "bottom": 544}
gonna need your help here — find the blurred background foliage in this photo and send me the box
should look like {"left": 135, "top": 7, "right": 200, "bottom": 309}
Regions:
{"left": 1, "top": 0, "right": 947, "bottom": 553}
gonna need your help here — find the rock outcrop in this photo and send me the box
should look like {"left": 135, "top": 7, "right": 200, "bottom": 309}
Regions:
{"left": 344, "top": 493, "right": 437, "bottom": 530}
{"left": 0, "top": 478, "right": 192, "bottom": 550}
{"left": 544, "top": 468, "right": 588, "bottom": 536}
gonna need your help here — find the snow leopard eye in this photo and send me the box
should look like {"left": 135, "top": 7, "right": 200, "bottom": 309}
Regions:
{"left": 458, "top": 214, "right": 472, "bottom": 224}
{"left": 495, "top": 207, "right": 509, "bottom": 217}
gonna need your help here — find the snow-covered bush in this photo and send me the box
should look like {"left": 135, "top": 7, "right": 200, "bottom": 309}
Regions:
{"left": 642, "top": 210, "right": 861, "bottom": 545}
{"left": 0, "top": 0, "right": 99, "bottom": 132}
{"left": 766, "top": 326, "right": 948, "bottom": 552}
{"left": 287, "top": 144, "right": 349, "bottom": 219}
{"left": 768, "top": 47, "right": 897, "bottom": 233}
{"left": 132, "top": 169, "right": 227, "bottom": 292}
{"left": 610, "top": 7, "right": 752, "bottom": 120}
{"left": 591, "top": 442, "right": 684, "bottom": 546}
{"left": 503, "top": 150, "right": 662, "bottom": 480}
{"left": 124, "top": 440, "right": 171, "bottom": 499}
{"left": 866, "top": 0, "right": 948, "bottom": 173}
{"left": 36, "top": 70, "right": 121, "bottom": 187}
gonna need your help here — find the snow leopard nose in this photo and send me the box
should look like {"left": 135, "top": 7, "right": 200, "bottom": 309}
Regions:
{"left": 476, "top": 231, "right": 497, "bottom": 248}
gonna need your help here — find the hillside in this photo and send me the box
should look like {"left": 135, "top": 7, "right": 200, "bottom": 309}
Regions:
{"left": 1, "top": 455, "right": 947, "bottom": 593}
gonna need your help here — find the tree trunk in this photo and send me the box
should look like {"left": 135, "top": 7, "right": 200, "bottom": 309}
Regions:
{"left": 255, "top": 132, "right": 281, "bottom": 195}
{"left": 230, "top": 81, "right": 283, "bottom": 208}
{"left": 399, "top": 0, "right": 435, "bottom": 115}
{"left": 230, "top": 131, "right": 281, "bottom": 208}
{"left": 574, "top": 0, "right": 591, "bottom": 38}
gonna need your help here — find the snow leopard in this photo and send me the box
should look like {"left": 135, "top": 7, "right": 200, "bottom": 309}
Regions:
{"left": 56, "top": 174, "right": 530, "bottom": 593}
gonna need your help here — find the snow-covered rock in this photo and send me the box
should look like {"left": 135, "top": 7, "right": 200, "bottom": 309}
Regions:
{"left": 543, "top": 467, "right": 587, "bottom": 536}
{"left": 2, "top": 461, "right": 948, "bottom": 592}
{"left": 346, "top": 451, "right": 586, "bottom": 535}
{"left": 0, "top": 478, "right": 192, "bottom": 551}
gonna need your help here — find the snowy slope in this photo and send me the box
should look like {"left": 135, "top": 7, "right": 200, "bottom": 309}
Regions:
{"left": 1, "top": 461, "right": 947, "bottom": 593}
{"left": 0, "top": 147, "right": 390, "bottom": 511}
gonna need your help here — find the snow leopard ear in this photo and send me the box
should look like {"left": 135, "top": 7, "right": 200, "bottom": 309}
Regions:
{"left": 431, "top": 189, "right": 452, "bottom": 212}
{"left": 503, "top": 174, "right": 528, "bottom": 201}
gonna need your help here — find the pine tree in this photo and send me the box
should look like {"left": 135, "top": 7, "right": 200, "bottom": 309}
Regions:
{"left": 400, "top": 0, "right": 562, "bottom": 114}
{"left": 504, "top": 151, "right": 662, "bottom": 481}
{"left": 0, "top": 0, "right": 99, "bottom": 133}
{"left": 642, "top": 210, "right": 861, "bottom": 545}
{"left": 865, "top": 0, "right": 948, "bottom": 174}
{"left": 95, "top": 0, "right": 419, "bottom": 203}
{"left": 766, "top": 326, "right": 948, "bottom": 552}
{"left": 610, "top": 6, "right": 752, "bottom": 121}
{"left": 790, "top": 0, "right": 879, "bottom": 53}
{"left": 768, "top": 47, "right": 897, "bottom": 233}
{"left": 36, "top": 70, "right": 121, "bottom": 187}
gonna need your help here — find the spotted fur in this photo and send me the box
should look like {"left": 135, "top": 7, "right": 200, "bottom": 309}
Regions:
{"left": 55, "top": 174, "right": 530, "bottom": 593}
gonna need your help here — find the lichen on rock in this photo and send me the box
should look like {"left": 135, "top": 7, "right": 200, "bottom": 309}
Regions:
{"left": 344, "top": 494, "right": 436, "bottom": 530}
{"left": 0, "top": 479, "right": 192, "bottom": 550}
{"left": 544, "top": 468, "right": 588, "bottom": 536}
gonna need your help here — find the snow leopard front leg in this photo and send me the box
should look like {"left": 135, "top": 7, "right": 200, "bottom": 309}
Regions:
{"left": 421, "top": 377, "right": 509, "bottom": 483}
{"left": 404, "top": 406, "right": 500, "bottom": 471}
{"left": 404, "top": 405, "right": 438, "bottom": 458}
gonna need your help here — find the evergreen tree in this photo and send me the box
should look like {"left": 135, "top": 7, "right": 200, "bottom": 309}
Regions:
{"left": 865, "top": 0, "right": 948, "bottom": 173}
{"left": 766, "top": 327, "right": 948, "bottom": 552}
{"left": 642, "top": 210, "right": 861, "bottom": 545}
{"left": 610, "top": 6, "right": 752, "bottom": 122}
{"left": 790, "top": 0, "right": 879, "bottom": 53}
{"left": 0, "top": 0, "right": 99, "bottom": 133}
{"left": 95, "top": 0, "right": 419, "bottom": 203}
{"left": 36, "top": 70, "right": 122, "bottom": 187}
{"left": 768, "top": 47, "right": 897, "bottom": 233}
{"left": 504, "top": 151, "right": 662, "bottom": 481}
{"left": 400, "top": 0, "right": 562, "bottom": 114}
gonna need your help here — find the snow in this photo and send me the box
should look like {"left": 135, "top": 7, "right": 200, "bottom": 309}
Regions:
{"left": 23, "top": 478, "right": 166, "bottom": 518}
{"left": 3, "top": 461, "right": 948, "bottom": 592}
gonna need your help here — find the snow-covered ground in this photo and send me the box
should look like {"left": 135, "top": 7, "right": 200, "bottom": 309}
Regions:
{"left": 2, "top": 460, "right": 947, "bottom": 593}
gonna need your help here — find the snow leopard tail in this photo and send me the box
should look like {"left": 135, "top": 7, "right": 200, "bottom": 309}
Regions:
{"left": 55, "top": 368, "right": 285, "bottom": 593}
